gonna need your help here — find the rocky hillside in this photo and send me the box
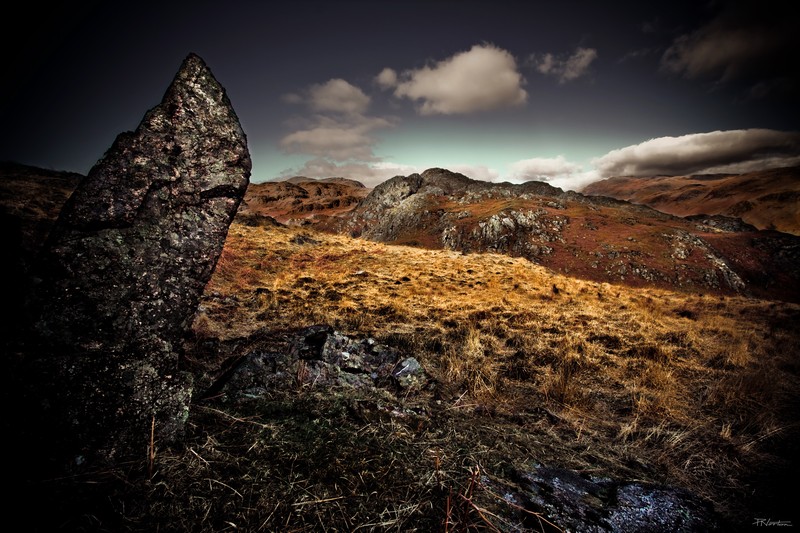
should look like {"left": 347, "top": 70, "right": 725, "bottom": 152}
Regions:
{"left": 4, "top": 161, "right": 799, "bottom": 531}
{"left": 239, "top": 176, "right": 369, "bottom": 224}
{"left": 5, "top": 163, "right": 799, "bottom": 303}
{"left": 320, "top": 168, "right": 800, "bottom": 302}
{"left": 582, "top": 166, "right": 800, "bottom": 236}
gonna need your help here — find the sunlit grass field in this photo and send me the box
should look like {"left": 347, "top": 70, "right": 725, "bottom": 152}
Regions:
{"left": 172, "top": 221, "right": 800, "bottom": 529}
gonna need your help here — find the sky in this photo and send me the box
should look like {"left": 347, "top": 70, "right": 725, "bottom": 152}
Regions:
{"left": 2, "top": 0, "right": 799, "bottom": 190}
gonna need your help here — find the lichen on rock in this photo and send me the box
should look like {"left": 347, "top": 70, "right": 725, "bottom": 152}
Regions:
{"left": 31, "top": 53, "right": 251, "bottom": 465}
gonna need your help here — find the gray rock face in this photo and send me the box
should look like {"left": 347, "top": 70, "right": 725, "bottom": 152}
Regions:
{"left": 334, "top": 168, "right": 573, "bottom": 255}
{"left": 211, "top": 325, "right": 429, "bottom": 400}
{"left": 32, "top": 53, "right": 251, "bottom": 463}
{"left": 490, "top": 465, "right": 721, "bottom": 532}
{"left": 323, "top": 167, "right": 800, "bottom": 300}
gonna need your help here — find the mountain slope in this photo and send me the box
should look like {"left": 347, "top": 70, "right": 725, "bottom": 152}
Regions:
{"left": 239, "top": 177, "right": 369, "bottom": 224}
{"left": 582, "top": 166, "right": 800, "bottom": 236}
{"left": 4, "top": 163, "right": 798, "bottom": 303}
{"left": 3, "top": 162, "right": 799, "bottom": 530}
{"left": 0, "top": 161, "right": 83, "bottom": 260}
{"left": 320, "top": 168, "right": 800, "bottom": 302}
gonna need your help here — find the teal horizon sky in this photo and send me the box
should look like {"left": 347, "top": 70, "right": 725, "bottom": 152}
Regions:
{"left": 2, "top": 0, "right": 798, "bottom": 190}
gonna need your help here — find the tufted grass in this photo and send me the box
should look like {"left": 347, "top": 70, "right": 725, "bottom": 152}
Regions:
{"left": 181, "top": 222, "right": 800, "bottom": 527}
{"left": 23, "top": 221, "right": 799, "bottom": 531}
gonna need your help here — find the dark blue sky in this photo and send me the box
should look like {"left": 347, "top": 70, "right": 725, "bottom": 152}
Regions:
{"left": 2, "top": 0, "right": 798, "bottom": 189}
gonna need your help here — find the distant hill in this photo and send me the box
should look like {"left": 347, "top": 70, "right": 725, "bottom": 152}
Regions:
{"left": 240, "top": 177, "right": 369, "bottom": 224}
{"left": 316, "top": 168, "right": 800, "bottom": 302}
{"left": 284, "top": 176, "right": 366, "bottom": 188}
{"left": 582, "top": 166, "right": 800, "bottom": 236}
{"left": 3, "top": 163, "right": 799, "bottom": 302}
{"left": 0, "top": 161, "right": 83, "bottom": 263}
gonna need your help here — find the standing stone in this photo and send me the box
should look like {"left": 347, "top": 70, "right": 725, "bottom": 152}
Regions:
{"left": 32, "top": 53, "right": 251, "bottom": 465}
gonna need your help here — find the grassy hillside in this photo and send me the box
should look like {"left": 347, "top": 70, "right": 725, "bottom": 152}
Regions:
{"left": 4, "top": 164, "right": 799, "bottom": 530}
{"left": 159, "top": 221, "right": 798, "bottom": 530}
{"left": 582, "top": 167, "right": 800, "bottom": 236}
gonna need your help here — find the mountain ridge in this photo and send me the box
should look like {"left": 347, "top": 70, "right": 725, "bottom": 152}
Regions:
{"left": 282, "top": 175, "right": 367, "bottom": 188}
{"left": 582, "top": 166, "right": 800, "bottom": 236}
{"left": 239, "top": 177, "right": 369, "bottom": 224}
{"left": 318, "top": 167, "right": 800, "bottom": 302}
{"left": 3, "top": 162, "right": 799, "bottom": 302}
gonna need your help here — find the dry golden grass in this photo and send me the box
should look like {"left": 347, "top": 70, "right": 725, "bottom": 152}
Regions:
{"left": 9, "top": 164, "right": 800, "bottom": 531}
{"left": 186, "top": 221, "right": 800, "bottom": 527}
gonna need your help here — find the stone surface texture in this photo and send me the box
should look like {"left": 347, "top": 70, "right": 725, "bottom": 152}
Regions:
{"left": 33, "top": 53, "right": 251, "bottom": 463}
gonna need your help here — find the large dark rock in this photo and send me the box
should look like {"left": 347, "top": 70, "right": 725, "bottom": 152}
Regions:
{"left": 490, "top": 465, "right": 722, "bottom": 532}
{"left": 199, "top": 325, "right": 429, "bottom": 401}
{"left": 30, "top": 53, "right": 251, "bottom": 465}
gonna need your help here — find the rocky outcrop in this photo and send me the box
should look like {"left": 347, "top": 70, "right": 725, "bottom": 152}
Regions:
{"left": 491, "top": 465, "right": 721, "bottom": 532}
{"left": 320, "top": 168, "right": 800, "bottom": 302}
{"left": 200, "top": 325, "right": 428, "bottom": 401}
{"left": 335, "top": 168, "right": 571, "bottom": 246}
{"left": 30, "top": 53, "right": 251, "bottom": 465}
{"left": 685, "top": 214, "right": 757, "bottom": 233}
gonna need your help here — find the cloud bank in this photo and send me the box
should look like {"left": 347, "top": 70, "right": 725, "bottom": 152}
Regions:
{"left": 532, "top": 47, "right": 598, "bottom": 83}
{"left": 280, "top": 77, "right": 396, "bottom": 162}
{"left": 280, "top": 158, "right": 422, "bottom": 189}
{"left": 508, "top": 156, "right": 583, "bottom": 182}
{"left": 278, "top": 128, "right": 800, "bottom": 191}
{"left": 279, "top": 115, "right": 394, "bottom": 161}
{"left": 661, "top": 3, "right": 798, "bottom": 97}
{"left": 592, "top": 129, "right": 800, "bottom": 177}
{"left": 392, "top": 44, "right": 527, "bottom": 115}
{"left": 504, "top": 156, "right": 597, "bottom": 192}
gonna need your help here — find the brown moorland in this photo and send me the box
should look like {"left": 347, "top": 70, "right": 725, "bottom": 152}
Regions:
{"left": 173, "top": 221, "right": 799, "bottom": 530}
{"left": 320, "top": 168, "right": 800, "bottom": 303}
{"left": 582, "top": 166, "right": 800, "bottom": 236}
{"left": 240, "top": 176, "right": 369, "bottom": 224}
{"left": 3, "top": 163, "right": 799, "bottom": 531}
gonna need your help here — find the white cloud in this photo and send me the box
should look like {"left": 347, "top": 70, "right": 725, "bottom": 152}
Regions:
{"left": 370, "top": 161, "right": 423, "bottom": 177}
{"left": 447, "top": 164, "right": 500, "bottom": 182}
{"left": 375, "top": 68, "right": 398, "bottom": 89}
{"left": 508, "top": 156, "right": 583, "bottom": 181}
{"left": 547, "top": 170, "right": 602, "bottom": 192}
{"left": 307, "top": 78, "right": 370, "bottom": 114}
{"left": 280, "top": 126, "right": 375, "bottom": 161}
{"left": 279, "top": 115, "right": 394, "bottom": 161}
{"left": 280, "top": 158, "right": 422, "bottom": 188}
{"left": 280, "top": 76, "right": 394, "bottom": 162}
{"left": 592, "top": 129, "right": 800, "bottom": 178}
{"left": 532, "top": 47, "right": 598, "bottom": 83}
{"left": 393, "top": 44, "right": 527, "bottom": 115}
{"left": 505, "top": 155, "right": 592, "bottom": 192}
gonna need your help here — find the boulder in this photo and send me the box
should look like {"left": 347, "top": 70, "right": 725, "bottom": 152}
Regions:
{"left": 211, "top": 325, "right": 429, "bottom": 399}
{"left": 30, "top": 53, "right": 250, "bottom": 465}
{"left": 491, "top": 465, "right": 722, "bottom": 532}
